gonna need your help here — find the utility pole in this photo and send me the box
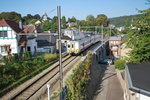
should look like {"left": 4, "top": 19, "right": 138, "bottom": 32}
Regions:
{"left": 79, "top": 26, "right": 81, "bottom": 32}
{"left": 101, "top": 24, "right": 104, "bottom": 43}
{"left": 110, "top": 27, "right": 111, "bottom": 37}
{"left": 95, "top": 26, "right": 98, "bottom": 34}
{"left": 57, "top": 5, "right": 63, "bottom": 100}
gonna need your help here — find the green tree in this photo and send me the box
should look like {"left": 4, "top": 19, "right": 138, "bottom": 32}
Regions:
{"left": 0, "top": 12, "right": 21, "bottom": 22}
{"left": 78, "top": 20, "right": 87, "bottom": 26}
{"left": 86, "top": 14, "right": 96, "bottom": 26}
{"left": 68, "top": 16, "right": 76, "bottom": 22}
{"left": 126, "top": 5, "right": 150, "bottom": 63}
{"left": 52, "top": 16, "right": 58, "bottom": 23}
{"left": 22, "top": 14, "right": 41, "bottom": 25}
{"left": 41, "top": 21, "right": 51, "bottom": 31}
{"left": 26, "top": 14, "right": 34, "bottom": 19}
{"left": 86, "top": 14, "right": 95, "bottom": 22}
{"left": 62, "top": 16, "right": 67, "bottom": 29}
{"left": 34, "top": 14, "right": 41, "bottom": 20}
{"left": 29, "top": 19, "right": 38, "bottom": 25}
{"left": 96, "top": 14, "right": 108, "bottom": 26}
{"left": 50, "top": 22, "right": 57, "bottom": 32}
{"left": 41, "top": 21, "right": 57, "bottom": 32}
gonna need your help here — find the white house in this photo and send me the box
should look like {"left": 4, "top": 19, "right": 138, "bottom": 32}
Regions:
{"left": 0, "top": 19, "right": 37, "bottom": 57}
{"left": 42, "top": 13, "right": 48, "bottom": 22}
{"left": 67, "top": 22, "right": 77, "bottom": 27}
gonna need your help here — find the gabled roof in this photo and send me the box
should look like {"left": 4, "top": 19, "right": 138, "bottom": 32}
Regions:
{"left": 126, "top": 62, "right": 150, "bottom": 97}
{"left": 23, "top": 24, "right": 35, "bottom": 33}
{"left": 0, "top": 19, "right": 22, "bottom": 33}
{"left": 36, "top": 34, "right": 55, "bottom": 48}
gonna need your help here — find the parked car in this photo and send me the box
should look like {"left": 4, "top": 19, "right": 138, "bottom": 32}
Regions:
{"left": 99, "top": 59, "right": 113, "bottom": 65}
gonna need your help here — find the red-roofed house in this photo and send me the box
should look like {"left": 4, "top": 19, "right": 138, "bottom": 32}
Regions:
{"left": 0, "top": 19, "right": 37, "bottom": 57}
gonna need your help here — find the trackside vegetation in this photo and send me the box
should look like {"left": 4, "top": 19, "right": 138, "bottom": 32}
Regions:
{"left": 0, "top": 53, "right": 59, "bottom": 97}
{"left": 65, "top": 53, "right": 92, "bottom": 100}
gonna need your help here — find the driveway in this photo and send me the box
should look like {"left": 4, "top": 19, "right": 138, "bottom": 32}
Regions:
{"left": 93, "top": 65, "right": 124, "bottom": 100}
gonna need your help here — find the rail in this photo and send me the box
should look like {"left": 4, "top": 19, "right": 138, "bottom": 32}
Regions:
{"left": 9, "top": 55, "right": 78, "bottom": 100}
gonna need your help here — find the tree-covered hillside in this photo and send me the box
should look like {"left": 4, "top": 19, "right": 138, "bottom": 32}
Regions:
{"left": 109, "top": 14, "right": 143, "bottom": 27}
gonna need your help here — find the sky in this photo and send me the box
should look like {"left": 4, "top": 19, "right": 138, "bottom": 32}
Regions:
{"left": 0, "top": 0, "right": 149, "bottom": 20}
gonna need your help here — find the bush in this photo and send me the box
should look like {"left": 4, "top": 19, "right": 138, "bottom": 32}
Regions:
{"left": 65, "top": 53, "right": 92, "bottom": 99}
{"left": 43, "top": 53, "right": 58, "bottom": 62}
{"left": 3, "top": 56, "right": 8, "bottom": 64}
{"left": 114, "top": 59, "right": 126, "bottom": 70}
{"left": 0, "top": 52, "right": 64, "bottom": 97}
{"left": 12, "top": 54, "right": 19, "bottom": 63}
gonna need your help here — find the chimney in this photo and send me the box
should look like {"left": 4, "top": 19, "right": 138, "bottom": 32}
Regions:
{"left": 19, "top": 20, "right": 23, "bottom": 30}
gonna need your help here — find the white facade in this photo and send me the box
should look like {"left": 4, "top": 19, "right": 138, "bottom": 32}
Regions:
{"left": 0, "top": 25, "right": 37, "bottom": 57}
{"left": 67, "top": 22, "right": 77, "bottom": 27}
{"left": 0, "top": 25, "right": 19, "bottom": 57}
{"left": 42, "top": 13, "right": 48, "bottom": 22}
{"left": 26, "top": 38, "right": 37, "bottom": 54}
{"left": 35, "top": 20, "right": 41, "bottom": 25}
{"left": 135, "top": 93, "right": 150, "bottom": 100}
{"left": 124, "top": 89, "right": 150, "bottom": 100}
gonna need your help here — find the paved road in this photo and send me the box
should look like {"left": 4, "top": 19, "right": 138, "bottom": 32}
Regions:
{"left": 94, "top": 65, "right": 124, "bottom": 100}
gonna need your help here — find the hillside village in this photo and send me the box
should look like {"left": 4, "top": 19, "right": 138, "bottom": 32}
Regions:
{"left": 0, "top": 18, "right": 96, "bottom": 57}
{"left": 0, "top": 1, "right": 150, "bottom": 99}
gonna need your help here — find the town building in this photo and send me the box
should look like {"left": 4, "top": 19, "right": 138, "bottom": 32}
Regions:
{"left": 109, "top": 36, "right": 122, "bottom": 59}
{"left": 67, "top": 22, "right": 77, "bottom": 27}
{"left": 35, "top": 20, "right": 41, "bottom": 25}
{"left": 42, "top": 13, "right": 48, "bottom": 22}
{"left": 116, "top": 26, "right": 125, "bottom": 32}
{"left": 0, "top": 19, "right": 37, "bottom": 57}
{"left": 36, "top": 33, "right": 56, "bottom": 53}
{"left": 124, "top": 62, "right": 150, "bottom": 100}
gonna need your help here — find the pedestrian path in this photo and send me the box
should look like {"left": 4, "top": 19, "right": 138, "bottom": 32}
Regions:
{"left": 94, "top": 65, "right": 124, "bottom": 100}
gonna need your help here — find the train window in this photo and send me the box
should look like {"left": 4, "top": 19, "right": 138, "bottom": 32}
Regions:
{"left": 72, "top": 44, "right": 74, "bottom": 48}
{"left": 83, "top": 43, "right": 84, "bottom": 46}
{"left": 68, "top": 45, "right": 70, "bottom": 48}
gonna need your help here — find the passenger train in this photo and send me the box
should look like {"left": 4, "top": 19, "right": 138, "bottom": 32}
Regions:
{"left": 66, "top": 34, "right": 101, "bottom": 55}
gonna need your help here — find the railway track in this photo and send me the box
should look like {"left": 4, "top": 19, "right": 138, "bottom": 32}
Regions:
{"left": 10, "top": 55, "right": 78, "bottom": 100}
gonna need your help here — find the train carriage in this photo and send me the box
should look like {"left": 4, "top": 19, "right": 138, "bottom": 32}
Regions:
{"left": 67, "top": 34, "right": 101, "bottom": 55}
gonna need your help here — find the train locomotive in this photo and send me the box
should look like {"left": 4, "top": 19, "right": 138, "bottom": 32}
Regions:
{"left": 66, "top": 34, "right": 101, "bottom": 55}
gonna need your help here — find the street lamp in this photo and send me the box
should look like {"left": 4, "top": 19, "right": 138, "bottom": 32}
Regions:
{"left": 47, "top": 84, "right": 50, "bottom": 100}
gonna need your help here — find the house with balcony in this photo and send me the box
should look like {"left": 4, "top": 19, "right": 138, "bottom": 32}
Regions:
{"left": 0, "top": 19, "right": 37, "bottom": 57}
{"left": 109, "top": 36, "right": 122, "bottom": 59}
